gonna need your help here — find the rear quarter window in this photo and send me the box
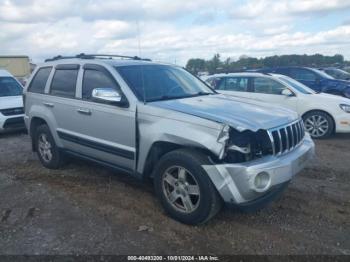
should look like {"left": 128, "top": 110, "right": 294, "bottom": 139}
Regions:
{"left": 28, "top": 67, "right": 52, "bottom": 93}
{"left": 50, "top": 69, "right": 79, "bottom": 98}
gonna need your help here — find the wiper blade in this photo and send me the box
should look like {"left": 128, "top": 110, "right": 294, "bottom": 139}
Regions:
{"left": 147, "top": 94, "right": 193, "bottom": 102}
{"left": 195, "top": 91, "right": 212, "bottom": 96}
{"left": 146, "top": 91, "right": 214, "bottom": 102}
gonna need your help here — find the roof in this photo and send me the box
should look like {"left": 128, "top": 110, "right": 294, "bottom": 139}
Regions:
{"left": 37, "top": 56, "right": 176, "bottom": 69}
{"left": 0, "top": 69, "right": 13, "bottom": 77}
{"left": 207, "top": 72, "right": 270, "bottom": 78}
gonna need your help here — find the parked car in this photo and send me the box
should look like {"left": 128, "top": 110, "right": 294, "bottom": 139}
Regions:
{"left": 205, "top": 73, "right": 350, "bottom": 139}
{"left": 24, "top": 54, "right": 314, "bottom": 224}
{"left": 319, "top": 67, "right": 350, "bottom": 81}
{"left": 257, "top": 66, "right": 350, "bottom": 98}
{"left": 0, "top": 69, "right": 25, "bottom": 132}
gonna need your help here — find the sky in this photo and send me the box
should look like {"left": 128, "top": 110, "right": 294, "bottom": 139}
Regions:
{"left": 1, "top": 0, "right": 350, "bottom": 65}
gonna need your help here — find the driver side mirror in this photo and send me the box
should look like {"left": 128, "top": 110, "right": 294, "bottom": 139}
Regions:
{"left": 281, "top": 89, "right": 294, "bottom": 97}
{"left": 92, "top": 88, "right": 128, "bottom": 107}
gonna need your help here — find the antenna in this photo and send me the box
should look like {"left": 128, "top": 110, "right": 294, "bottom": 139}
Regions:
{"left": 136, "top": 21, "right": 146, "bottom": 104}
{"left": 136, "top": 21, "right": 142, "bottom": 58}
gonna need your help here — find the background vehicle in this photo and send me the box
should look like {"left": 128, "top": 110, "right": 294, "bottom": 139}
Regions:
{"left": 0, "top": 69, "right": 25, "bottom": 132}
{"left": 206, "top": 73, "right": 350, "bottom": 139}
{"left": 24, "top": 54, "right": 314, "bottom": 225}
{"left": 257, "top": 66, "right": 350, "bottom": 98}
{"left": 319, "top": 67, "right": 350, "bottom": 81}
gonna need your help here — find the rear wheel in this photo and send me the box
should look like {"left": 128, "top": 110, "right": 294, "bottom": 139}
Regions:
{"left": 154, "top": 149, "right": 222, "bottom": 225}
{"left": 303, "top": 111, "right": 334, "bottom": 139}
{"left": 34, "top": 125, "right": 65, "bottom": 169}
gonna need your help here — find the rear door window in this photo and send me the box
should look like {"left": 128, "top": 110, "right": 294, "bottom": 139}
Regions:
{"left": 223, "top": 77, "right": 249, "bottom": 92}
{"left": 50, "top": 68, "right": 79, "bottom": 98}
{"left": 28, "top": 67, "right": 52, "bottom": 93}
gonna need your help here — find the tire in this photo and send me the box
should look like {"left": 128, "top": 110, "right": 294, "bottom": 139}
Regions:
{"left": 153, "top": 149, "right": 222, "bottom": 225}
{"left": 34, "top": 124, "right": 65, "bottom": 169}
{"left": 303, "top": 111, "right": 334, "bottom": 139}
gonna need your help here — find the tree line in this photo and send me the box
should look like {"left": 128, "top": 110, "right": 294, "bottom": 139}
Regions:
{"left": 185, "top": 54, "right": 348, "bottom": 75}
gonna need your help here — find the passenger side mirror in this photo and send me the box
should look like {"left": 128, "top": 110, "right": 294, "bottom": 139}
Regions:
{"left": 281, "top": 89, "right": 294, "bottom": 97}
{"left": 92, "top": 88, "right": 128, "bottom": 107}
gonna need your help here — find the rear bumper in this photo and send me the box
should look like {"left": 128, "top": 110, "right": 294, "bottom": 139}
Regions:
{"left": 203, "top": 134, "right": 315, "bottom": 206}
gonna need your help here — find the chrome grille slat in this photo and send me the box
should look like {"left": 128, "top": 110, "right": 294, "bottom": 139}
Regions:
{"left": 289, "top": 126, "right": 294, "bottom": 149}
{"left": 285, "top": 127, "right": 290, "bottom": 150}
{"left": 267, "top": 131, "right": 276, "bottom": 155}
{"left": 277, "top": 130, "right": 282, "bottom": 155}
{"left": 268, "top": 119, "right": 305, "bottom": 156}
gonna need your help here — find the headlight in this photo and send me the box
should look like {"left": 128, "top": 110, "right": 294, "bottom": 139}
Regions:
{"left": 340, "top": 104, "right": 350, "bottom": 113}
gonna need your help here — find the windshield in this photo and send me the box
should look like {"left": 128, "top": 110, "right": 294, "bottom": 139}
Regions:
{"left": 0, "top": 77, "right": 23, "bottom": 97}
{"left": 276, "top": 75, "right": 315, "bottom": 94}
{"left": 116, "top": 65, "right": 215, "bottom": 102}
{"left": 325, "top": 68, "right": 350, "bottom": 80}
{"left": 310, "top": 68, "right": 334, "bottom": 79}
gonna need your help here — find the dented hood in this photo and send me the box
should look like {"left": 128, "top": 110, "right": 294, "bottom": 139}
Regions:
{"left": 149, "top": 94, "right": 298, "bottom": 131}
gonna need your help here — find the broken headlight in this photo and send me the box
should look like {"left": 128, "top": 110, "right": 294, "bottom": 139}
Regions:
{"left": 223, "top": 129, "right": 273, "bottom": 163}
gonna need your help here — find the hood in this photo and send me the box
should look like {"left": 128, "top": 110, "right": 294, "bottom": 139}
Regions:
{"left": 311, "top": 92, "right": 350, "bottom": 104}
{"left": 149, "top": 94, "right": 298, "bottom": 131}
{"left": 0, "top": 96, "right": 23, "bottom": 110}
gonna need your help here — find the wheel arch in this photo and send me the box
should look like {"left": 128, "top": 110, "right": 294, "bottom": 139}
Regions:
{"left": 29, "top": 117, "right": 49, "bottom": 151}
{"left": 141, "top": 141, "right": 217, "bottom": 179}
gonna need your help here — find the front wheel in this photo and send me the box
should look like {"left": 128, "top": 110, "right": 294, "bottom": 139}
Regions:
{"left": 154, "top": 149, "right": 222, "bottom": 225}
{"left": 303, "top": 111, "right": 334, "bottom": 139}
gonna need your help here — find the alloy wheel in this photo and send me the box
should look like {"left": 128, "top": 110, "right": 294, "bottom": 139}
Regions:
{"left": 304, "top": 115, "right": 329, "bottom": 138}
{"left": 162, "top": 166, "right": 200, "bottom": 214}
{"left": 38, "top": 134, "right": 53, "bottom": 162}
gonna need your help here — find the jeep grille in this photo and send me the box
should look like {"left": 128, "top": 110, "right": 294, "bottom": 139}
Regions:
{"left": 267, "top": 119, "right": 305, "bottom": 155}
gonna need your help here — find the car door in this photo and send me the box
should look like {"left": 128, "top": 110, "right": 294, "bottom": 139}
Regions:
{"left": 289, "top": 68, "right": 320, "bottom": 92}
{"left": 50, "top": 63, "right": 136, "bottom": 172}
{"left": 215, "top": 76, "right": 252, "bottom": 99}
{"left": 249, "top": 77, "right": 298, "bottom": 112}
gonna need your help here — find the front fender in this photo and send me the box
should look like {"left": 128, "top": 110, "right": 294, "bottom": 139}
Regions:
{"left": 136, "top": 111, "right": 224, "bottom": 174}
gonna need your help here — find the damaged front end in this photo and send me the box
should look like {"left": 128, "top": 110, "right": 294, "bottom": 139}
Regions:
{"left": 205, "top": 119, "right": 314, "bottom": 206}
{"left": 217, "top": 124, "right": 273, "bottom": 164}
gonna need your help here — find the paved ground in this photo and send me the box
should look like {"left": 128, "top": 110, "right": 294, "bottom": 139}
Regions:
{"left": 0, "top": 131, "right": 349, "bottom": 255}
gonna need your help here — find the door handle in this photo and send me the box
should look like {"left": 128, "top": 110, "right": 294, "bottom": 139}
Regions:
{"left": 77, "top": 108, "right": 92, "bottom": 115}
{"left": 43, "top": 102, "right": 54, "bottom": 108}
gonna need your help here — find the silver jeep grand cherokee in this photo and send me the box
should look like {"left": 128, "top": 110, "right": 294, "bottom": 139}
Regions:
{"left": 24, "top": 54, "right": 315, "bottom": 224}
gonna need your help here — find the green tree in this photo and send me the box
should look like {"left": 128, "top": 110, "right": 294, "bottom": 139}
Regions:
{"left": 185, "top": 58, "right": 206, "bottom": 74}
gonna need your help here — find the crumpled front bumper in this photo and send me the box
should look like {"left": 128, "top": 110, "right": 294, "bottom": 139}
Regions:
{"left": 203, "top": 133, "right": 315, "bottom": 205}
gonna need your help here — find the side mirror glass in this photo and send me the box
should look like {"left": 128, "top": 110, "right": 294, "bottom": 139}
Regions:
{"left": 281, "top": 89, "right": 294, "bottom": 97}
{"left": 92, "top": 88, "right": 122, "bottom": 103}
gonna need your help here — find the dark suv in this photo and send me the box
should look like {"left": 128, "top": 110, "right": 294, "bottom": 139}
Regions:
{"left": 258, "top": 66, "right": 350, "bottom": 98}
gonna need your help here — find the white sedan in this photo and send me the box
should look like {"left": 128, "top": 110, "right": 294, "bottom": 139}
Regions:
{"left": 0, "top": 69, "right": 25, "bottom": 132}
{"left": 205, "top": 72, "right": 350, "bottom": 139}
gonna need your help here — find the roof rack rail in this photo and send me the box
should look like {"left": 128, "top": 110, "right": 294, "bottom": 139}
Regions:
{"left": 45, "top": 53, "right": 151, "bottom": 62}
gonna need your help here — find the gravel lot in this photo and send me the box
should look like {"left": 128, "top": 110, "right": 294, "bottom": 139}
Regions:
{"left": 0, "top": 131, "right": 349, "bottom": 255}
